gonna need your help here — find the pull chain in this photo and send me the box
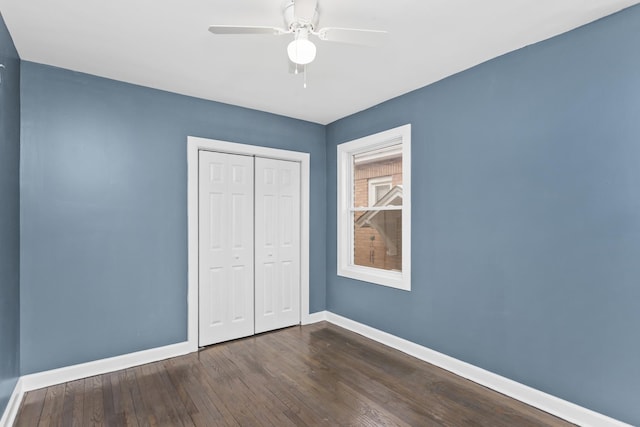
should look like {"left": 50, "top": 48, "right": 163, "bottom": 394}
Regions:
{"left": 303, "top": 65, "right": 307, "bottom": 89}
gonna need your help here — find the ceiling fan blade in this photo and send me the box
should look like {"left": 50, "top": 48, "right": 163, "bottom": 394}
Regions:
{"left": 317, "top": 27, "right": 387, "bottom": 46}
{"left": 208, "top": 25, "right": 286, "bottom": 35}
{"left": 294, "top": 0, "right": 317, "bottom": 24}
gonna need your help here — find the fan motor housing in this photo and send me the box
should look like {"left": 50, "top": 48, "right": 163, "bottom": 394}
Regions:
{"left": 284, "top": 1, "right": 319, "bottom": 30}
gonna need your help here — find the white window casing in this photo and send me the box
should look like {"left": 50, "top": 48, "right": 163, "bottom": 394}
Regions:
{"left": 337, "top": 124, "right": 411, "bottom": 291}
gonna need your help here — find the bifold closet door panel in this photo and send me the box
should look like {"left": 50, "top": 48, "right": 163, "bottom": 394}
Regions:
{"left": 254, "top": 158, "right": 301, "bottom": 334}
{"left": 198, "top": 151, "right": 255, "bottom": 347}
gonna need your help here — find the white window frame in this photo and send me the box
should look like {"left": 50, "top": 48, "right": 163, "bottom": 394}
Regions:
{"left": 337, "top": 124, "right": 411, "bottom": 291}
{"left": 368, "top": 176, "right": 392, "bottom": 207}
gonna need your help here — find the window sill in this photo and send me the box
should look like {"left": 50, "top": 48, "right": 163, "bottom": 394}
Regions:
{"left": 337, "top": 264, "right": 410, "bottom": 291}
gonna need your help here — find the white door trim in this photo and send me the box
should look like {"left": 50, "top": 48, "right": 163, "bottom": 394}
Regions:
{"left": 187, "top": 136, "right": 311, "bottom": 350}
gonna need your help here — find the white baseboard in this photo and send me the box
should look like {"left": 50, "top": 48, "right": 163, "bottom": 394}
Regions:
{"left": 21, "top": 341, "right": 192, "bottom": 392}
{"left": 3, "top": 313, "right": 629, "bottom": 427}
{"left": 302, "top": 310, "right": 328, "bottom": 325}
{"left": 12, "top": 311, "right": 326, "bottom": 397}
{"left": 0, "top": 377, "right": 23, "bottom": 427}
{"left": 325, "top": 312, "right": 630, "bottom": 427}
{"left": 1, "top": 342, "right": 192, "bottom": 426}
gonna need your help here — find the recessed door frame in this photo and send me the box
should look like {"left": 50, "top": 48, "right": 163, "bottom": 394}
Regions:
{"left": 187, "top": 136, "right": 311, "bottom": 350}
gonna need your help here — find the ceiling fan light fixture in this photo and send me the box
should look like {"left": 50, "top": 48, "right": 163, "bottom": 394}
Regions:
{"left": 287, "top": 32, "right": 316, "bottom": 65}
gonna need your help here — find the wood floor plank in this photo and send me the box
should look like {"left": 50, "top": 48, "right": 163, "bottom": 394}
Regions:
{"left": 152, "top": 361, "right": 197, "bottom": 427}
{"left": 133, "top": 361, "right": 193, "bottom": 427}
{"left": 60, "top": 378, "right": 85, "bottom": 427}
{"left": 112, "top": 370, "right": 140, "bottom": 427}
{"left": 37, "top": 383, "right": 66, "bottom": 427}
{"left": 13, "top": 387, "right": 47, "bottom": 427}
{"left": 13, "top": 322, "right": 575, "bottom": 427}
{"left": 169, "top": 353, "right": 240, "bottom": 426}
{"left": 125, "top": 368, "right": 149, "bottom": 427}
{"left": 302, "top": 327, "right": 462, "bottom": 425}
{"left": 101, "top": 371, "right": 120, "bottom": 426}
{"left": 164, "top": 356, "right": 226, "bottom": 426}
{"left": 82, "top": 375, "right": 104, "bottom": 426}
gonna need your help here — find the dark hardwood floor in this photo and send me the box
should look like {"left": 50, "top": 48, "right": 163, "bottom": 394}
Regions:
{"left": 14, "top": 322, "right": 573, "bottom": 426}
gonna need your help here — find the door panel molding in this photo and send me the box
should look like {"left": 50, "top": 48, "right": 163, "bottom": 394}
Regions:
{"left": 187, "top": 136, "right": 310, "bottom": 350}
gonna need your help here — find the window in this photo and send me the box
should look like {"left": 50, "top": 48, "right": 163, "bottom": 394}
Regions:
{"left": 337, "top": 124, "right": 411, "bottom": 290}
{"left": 368, "top": 176, "right": 392, "bottom": 206}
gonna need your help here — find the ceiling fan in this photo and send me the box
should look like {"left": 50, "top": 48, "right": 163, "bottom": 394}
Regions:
{"left": 208, "top": 0, "right": 387, "bottom": 68}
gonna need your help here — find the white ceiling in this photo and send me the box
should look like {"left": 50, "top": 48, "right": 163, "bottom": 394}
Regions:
{"left": 1, "top": 0, "right": 638, "bottom": 124}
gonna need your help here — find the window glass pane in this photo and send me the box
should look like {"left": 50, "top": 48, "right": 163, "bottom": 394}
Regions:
{"left": 353, "top": 144, "right": 402, "bottom": 208}
{"left": 375, "top": 184, "right": 392, "bottom": 203}
{"left": 353, "top": 209, "right": 402, "bottom": 271}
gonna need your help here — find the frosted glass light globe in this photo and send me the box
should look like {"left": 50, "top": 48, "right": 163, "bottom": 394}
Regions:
{"left": 287, "top": 38, "right": 316, "bottom": 65}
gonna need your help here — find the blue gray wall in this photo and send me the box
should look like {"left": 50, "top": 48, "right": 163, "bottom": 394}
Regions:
{"left": 7, "top": 3, "right": 640, "bottom": 425}
{"left": 0, "top": 13, "right": 20, "bottom": 416}
{"left": 326, "top": 5, "right": 640, "bottom": 425}
{"left": 20, "top": 62, "right": 326, "bottom": 374}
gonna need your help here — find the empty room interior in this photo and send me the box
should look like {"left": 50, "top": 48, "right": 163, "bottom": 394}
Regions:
{"left": 1, "top": 0, "right": 640, "bottom": 425}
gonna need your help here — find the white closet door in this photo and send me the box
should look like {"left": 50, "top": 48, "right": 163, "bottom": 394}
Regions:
{"left": 199, "top": 151, "right": 254, "bottom": 346}
{"left": 255, "top": 158, "right": 301, "bottom": 333}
